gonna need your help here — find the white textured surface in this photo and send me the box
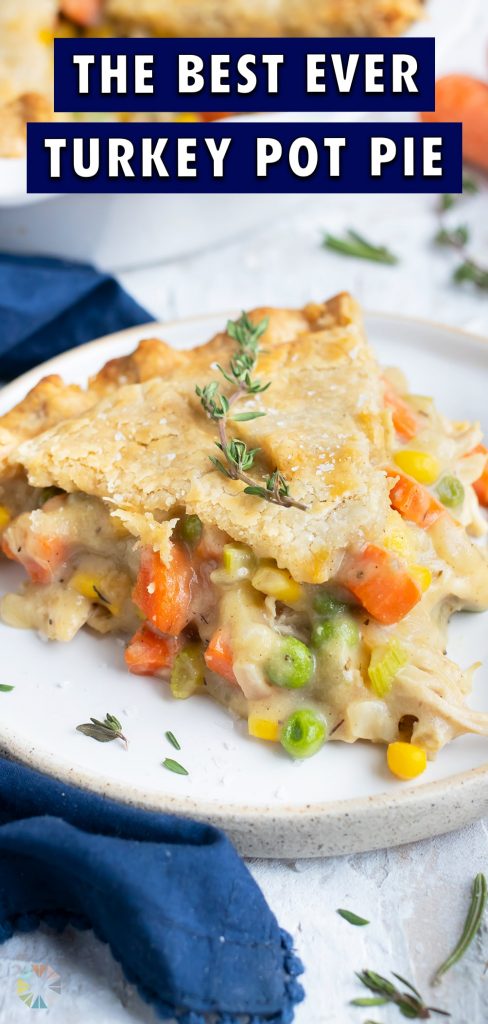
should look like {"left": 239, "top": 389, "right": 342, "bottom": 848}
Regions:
{"left": 1, "top": 5, "right": 488, "bottom": 1022}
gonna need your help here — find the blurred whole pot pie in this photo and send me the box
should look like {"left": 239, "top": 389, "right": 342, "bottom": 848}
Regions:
{"left": 1, "top": 292, "right": 488, "bottom": 780}
{"left": 0, "top": 0, "right": 425, "bottom": 156}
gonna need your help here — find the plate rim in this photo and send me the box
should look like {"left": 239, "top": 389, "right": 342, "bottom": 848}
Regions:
{"left": 1, "top": 308, "right": 488, "bottom": 838}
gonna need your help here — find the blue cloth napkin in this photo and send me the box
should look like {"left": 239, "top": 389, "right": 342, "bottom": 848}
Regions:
{"left": 0, "top": 757, "right": 304, "bottom": 1023}
{"left": 0, "top": 253, "right": 153, "bottom": 381}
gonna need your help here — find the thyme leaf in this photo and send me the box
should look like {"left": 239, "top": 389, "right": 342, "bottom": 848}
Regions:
{"left": 0, "top": 684, "right": 14, "bottom": 692}
{"left": 436, "top": 178, "right": 487, "bottom": 291}
{"left": 196, "top": 312, "right": 307, "bottom": 511}
{"left": 162, "top": 758, "right": 189, "bottom": 776}
{"left": 337, "top": 908, "right": 369, "bottom": 926}
{"left": 433, "top": 873, "right": 487, "bottom": 984}
{"left": 165, "top": 730, "right": 181, "bottom": 751}
{"left": 76, "top": 712, "right": 127, "bottom": 748}
{"left": 322, "top": 229, "right": 398, "bottom": 265}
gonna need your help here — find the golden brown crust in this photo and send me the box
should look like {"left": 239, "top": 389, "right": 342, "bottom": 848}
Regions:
{"left": 0, "top": 375, "right": 92, "bottom": 478}
{"left": 0, "top": 92, "right": 53, "bottom": 159}
{"left": 9, "top": 294, "right": 393, "bottom": 583}
{"left": 107, "top": 0, "right": 423, "bottom": 37}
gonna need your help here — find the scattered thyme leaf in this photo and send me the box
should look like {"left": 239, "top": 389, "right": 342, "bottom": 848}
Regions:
{"left": 337, "top": 909, "right": 370, "bottom": 926}
{"left": 435, "top": 225, "right": 470, "bottom": 248}
{"left": 0, "top": 684, "right": 14, "bottom": 692}
{"left": 322, "top": 230, "right": 398, "bottom": 265}
{"left": 196, "top": 312, "right": 307, "bottom": 511}
{"left": 165, "top": 731, "right": 181, "bottom": 751}
{"left": 77, "top": 712, "right": 127, "bottom": 748}
{"left": 435, "top": 179, "right": 487, "bottom": 291}
{"left": 433, "top": 873, "right": 487, "bottom": 984}
{"left": 162, "top": 758, "right": 189, "bottom": 776}
{"left": 354, "top": 970, "right": 449, "bottom": 1019}
{"left": 453, "top": 260, "right": 488, "bottom": 291}
{"left": 462, "top": 174, "right": 479, "bottom": 195}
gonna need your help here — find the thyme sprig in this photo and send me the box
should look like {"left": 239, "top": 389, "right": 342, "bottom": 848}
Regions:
{"left": 196, "top": 312, "right": 307, "bottom": 511}
{"left": 337, "top": 908, "right": 369, "bottom": 926}
{"left": 352, "top": 970, "right": 449, "bottom": 1019}
{"left": 436, "top": 177, "right": 488, "bottom": 291}
{"left": 76, "top": 712, "right": 128, "bottom": 748}
{"left": 433, "top": 873, "right": 487, "bottom": 984}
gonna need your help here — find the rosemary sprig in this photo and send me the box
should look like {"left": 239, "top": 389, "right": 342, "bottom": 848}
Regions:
{"left": 433, "top": 873, "right": 487, "bottom": 984}
{"left": 165, "top": 730, "right": 181, "bottom": 751}
{"left": 352, "top": 970, "right": 449, "bottom": 1019}
{"left": 337, "top": 908, "right": 369, "bottom": 927}
{"left": 196, "top": 312, "right": 307, "bottom": 511}
{"left": 162, "top": 758, "right": 189, "bottom": 776}
{"left": 76, "top": 712, "right": 127, "bottom": 748}
{"left": 322, "top": 229, "right": 398, "bottom": 265}
{"left": 0, "top": 684, "right": 14, "bottom": 692}
{"left": 436, "top": 178, "right": 488, "bottom": 291}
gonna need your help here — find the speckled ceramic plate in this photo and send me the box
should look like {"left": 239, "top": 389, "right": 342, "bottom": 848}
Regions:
{"left": 1, "top": 311, "right": 488, "bottom": 858}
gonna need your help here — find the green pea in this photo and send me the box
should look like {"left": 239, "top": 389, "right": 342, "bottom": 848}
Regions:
{"left": 312, "top": 591, "right": 347, "bottom": 617}
{"left": 436, "top": 475, "right": 465, "bottom": 509}
{"left": 265, "top": 637, "right": 314, "bottom": 689}
{"left": 176, "top": 514, "right": 203, "bottom": 547}
{"left": 38, "top": 486, "right": 64, "bottom": 506}
{"left": 312, "top": 616, "right": 359, "bottom": 649}
{"left": 281, "top": 709, "right": 327, "bottom": 759}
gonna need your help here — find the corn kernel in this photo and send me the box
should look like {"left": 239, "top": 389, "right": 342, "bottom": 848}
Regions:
{"left": 382, "top": 513, "right": 418, "bottom": 562}
{"left": 69, "top": 572, "right": 119, "bottom": 616}
{"left": 0, "top": 506, "right": 11, "bottom": 532}
{"left": 248, "top": 715, "right": 280, "bottom": 742}
{"left": 387, "top": 741, "right": 427, "bottom": 780}
{"left": 408, "top": 564, "right": 432, "bottom": 593}
{"left": 252, "top": 564, "right": 303, "bottom": 605}
{"left": 393, "top": 450, "right": 441, "bottom": 485}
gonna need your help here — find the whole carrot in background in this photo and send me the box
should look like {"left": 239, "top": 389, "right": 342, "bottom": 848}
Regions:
{"left": 422, "top": 74, "right": 488, "bottom": 173}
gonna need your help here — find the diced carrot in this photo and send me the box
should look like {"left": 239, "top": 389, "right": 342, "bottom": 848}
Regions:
{"left": 59, "top": 0, "right": 102, "bottom": 26}
{"left": 421, "top": 75, "right": 488, "bottom": 173}
{"left": 387, "top": 467, "right": 445, "bottom": 530}
{"left": 470, "top": 444, "right": 488, "bottom": 506}
{"left": 125, "top": 626, "right": 182, "bottom": 676}
{"left": 382, "top": 379, "right": 419, "bottom": 440}
{"left": 1, "top": 532, "right": 69, "bottom": 584}
{"left": 204, "top": 628, "right": 238, "bottom": 684}
{"left": 132, "top": 543, "right": 194, "bottom": 636}
{"left": 200, "top": 113, "right": 231, "bottom": 122}
{"left": 340, "top": 543, "right": 421, "bottom": 625}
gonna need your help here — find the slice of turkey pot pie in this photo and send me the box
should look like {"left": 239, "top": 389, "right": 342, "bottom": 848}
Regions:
{"left": 2, "top": 293, "right": 488, "bottom": 780}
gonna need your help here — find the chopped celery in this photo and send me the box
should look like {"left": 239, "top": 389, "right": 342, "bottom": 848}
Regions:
{"left": 223, "top": 544, "right": 255, "bottom": 576}
{"left": 368, "top": 640, "right": 408, "bottom": 698}
{"left": 170, "top": 644, "right": 205, "bottom": 699}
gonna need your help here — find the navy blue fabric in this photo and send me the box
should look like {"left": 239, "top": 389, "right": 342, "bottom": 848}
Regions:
{"left": 0, "top": 757, "right": 304, "bottom": 1022}
{"left": 0, "top": 254, "right": 153, "bottom": 380}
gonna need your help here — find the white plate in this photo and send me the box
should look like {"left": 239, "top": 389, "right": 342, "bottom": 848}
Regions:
{"left": 1, "top": 310, "right": 488, "bottom": 858}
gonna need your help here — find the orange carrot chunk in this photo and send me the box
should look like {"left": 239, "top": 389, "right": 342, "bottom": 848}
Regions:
{"left": 471, "top": 444, "right": 488, "bottom": 507}
{"left": 421, "top": 75, "right": 488, "bottom": 173}
{"left": 387, "top": 467, "right": 445, "bottom": 530}
{"left": 340, "top": 543, "right": 421, "bottom": 625}
{"left": 382, "top": 379, "right": 419, "bottom": 440}
{"left": 60, "top": 0, "right": 103, "bottom": 26}
{"left": 1, "top": 533, "right": 69, "bottom": 584}
{"left": 204, "top": 628, "right": 238, "bottom": 685}
{"left": 125, "top": 626, "right": 181, "bottom": 676}
{"left": 132, "top": 543, "right": 194, "bottom": 636}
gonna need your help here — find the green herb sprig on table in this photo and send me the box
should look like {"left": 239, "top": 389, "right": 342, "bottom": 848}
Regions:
{"left": 162, "top": 758, "right": 189, "bottom": 776}
{"left": 322, "top": 229, "right": 398, "bottom": 265}
{"left": 436, "top": 176, "right": 488, "bottom": 291}
{"left": 76, "top": 712, "right": 127, "bottom": 748}
{"left": 433, "top": 873, "right": 487, "bottom": 984}
{"left": 196, "top": 312, "right": 307, "bottom": 511}
{"left": 337, "top": 908, "right": 369, "bottom": 926}
{"left": 352, "top": 970, "right": 449, "bottom": 1019}
{"left": 0, "top": 684, "right": 14, "bottom": 693}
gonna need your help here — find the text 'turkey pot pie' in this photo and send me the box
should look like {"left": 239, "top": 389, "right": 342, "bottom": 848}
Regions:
{"left": 0, "top": 0, "right": 425, "bottom": 156}
{"left": 1, "top": 293, "right": 488, "bottom": 780}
